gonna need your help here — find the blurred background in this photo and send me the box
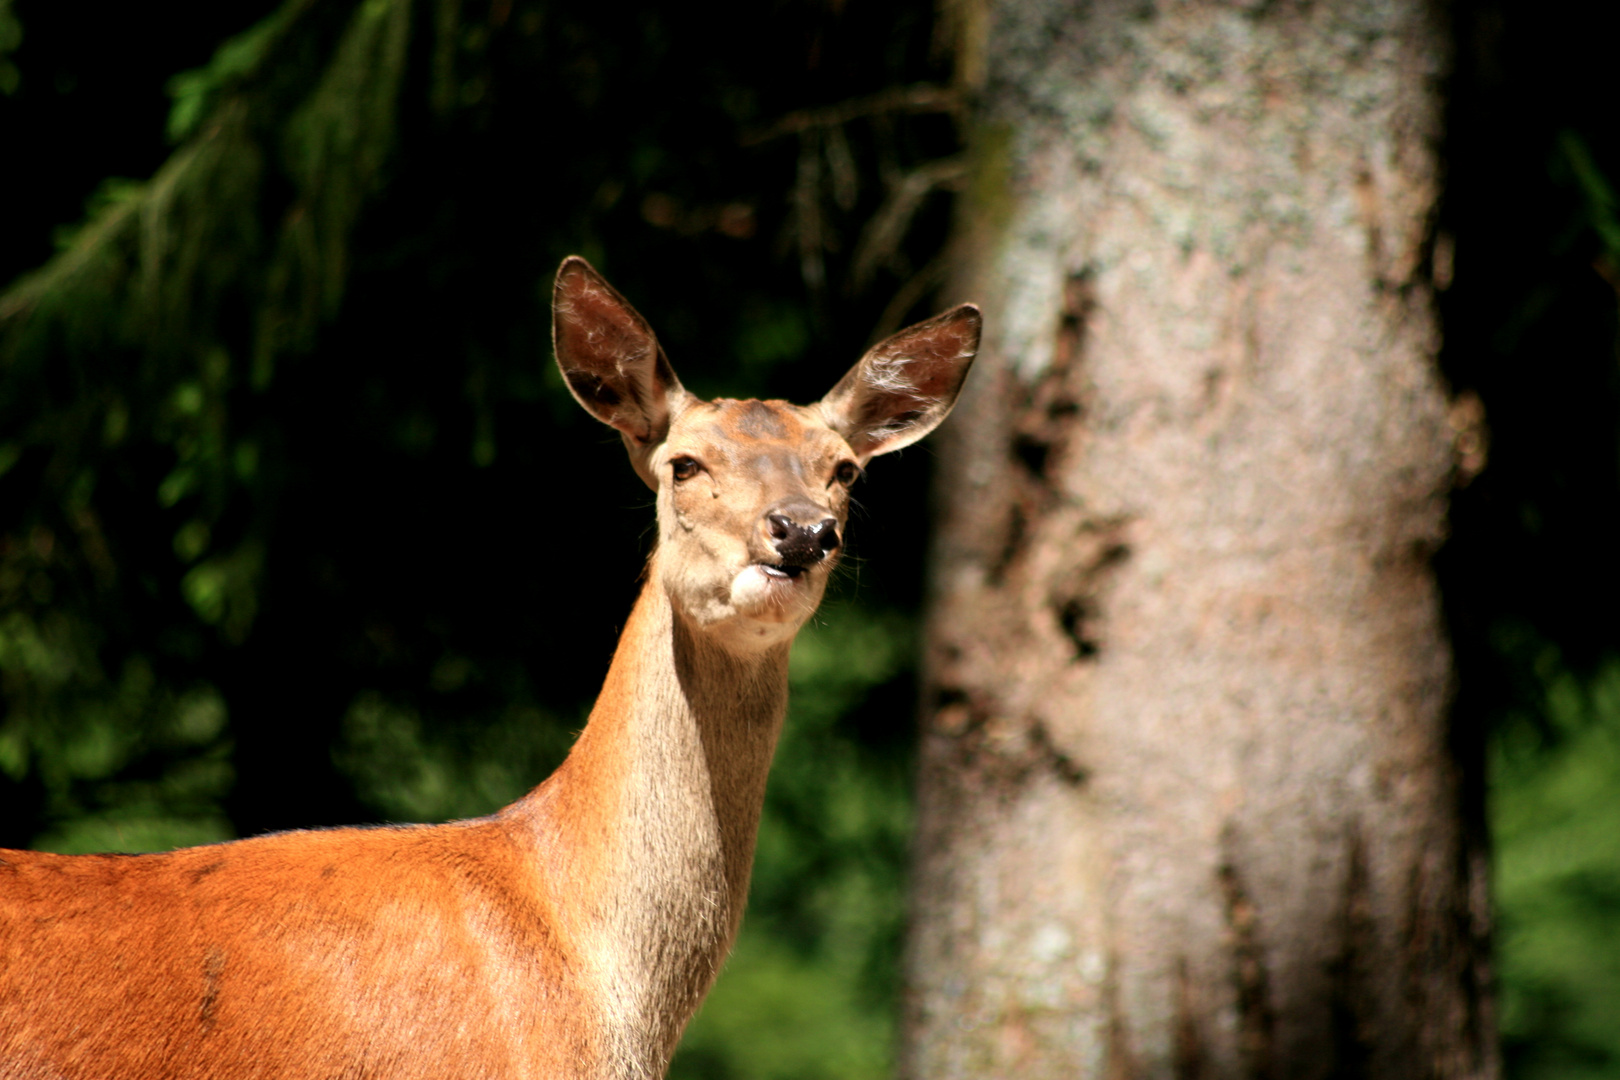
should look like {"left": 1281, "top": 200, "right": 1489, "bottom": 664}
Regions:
{"left": 0, "top": 0, "right": 1615, "bottom": 1076}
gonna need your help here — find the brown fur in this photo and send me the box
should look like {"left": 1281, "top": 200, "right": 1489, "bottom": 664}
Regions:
{"left": 0, "top": 257, "right": 979, "bottom": 1080}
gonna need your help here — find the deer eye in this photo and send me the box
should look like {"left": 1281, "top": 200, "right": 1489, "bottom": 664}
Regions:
{"left": 671, "top": 457, "right": 701, "bottom": 482}
{"left": 834, "top": 462, "right": 859, "bottom": 486}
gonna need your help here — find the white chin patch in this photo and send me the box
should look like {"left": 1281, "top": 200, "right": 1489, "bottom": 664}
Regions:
{"left": 730, "top": 564, "right": 808, "bottom": 621}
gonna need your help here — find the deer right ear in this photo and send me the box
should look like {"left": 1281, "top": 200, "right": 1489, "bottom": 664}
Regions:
{"left": 553, "top": 256, "right": 688, "bottom": 486}
{"left": 819, "top": 304, "right": 981, "bottom": 462}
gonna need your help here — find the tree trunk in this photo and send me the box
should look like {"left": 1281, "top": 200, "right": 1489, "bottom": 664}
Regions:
{"left": 903, "top": 2, "right": 1495, "bottom": 1077}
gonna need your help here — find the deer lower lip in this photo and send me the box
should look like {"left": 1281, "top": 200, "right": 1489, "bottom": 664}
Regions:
{"left": 759, "top": 563, "right": 806, "bottom": 580}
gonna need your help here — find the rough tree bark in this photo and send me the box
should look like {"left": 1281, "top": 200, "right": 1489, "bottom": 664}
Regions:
{"left": 903, "top": 1, "right": 1495, "bottom": 1077}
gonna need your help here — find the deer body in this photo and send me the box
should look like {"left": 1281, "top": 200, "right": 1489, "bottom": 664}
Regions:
{"left": 0, "top": 258, "right": 979, "bottom": 1080}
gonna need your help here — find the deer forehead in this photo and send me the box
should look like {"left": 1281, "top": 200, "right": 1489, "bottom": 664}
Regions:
{"left": 669, "top": 399, "right": 850, "bottom": 473}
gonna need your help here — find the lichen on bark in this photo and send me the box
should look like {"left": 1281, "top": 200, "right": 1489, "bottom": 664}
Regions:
{"left": 904, "top": 2, "right": 1496, "bottom": 1077}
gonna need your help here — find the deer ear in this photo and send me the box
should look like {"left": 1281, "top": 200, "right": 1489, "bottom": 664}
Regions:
{"left": 819, "top": 304, "right": 981, "bottom": 461}
{"left": 553, "top": 257, "right": 688, "bottom": 482}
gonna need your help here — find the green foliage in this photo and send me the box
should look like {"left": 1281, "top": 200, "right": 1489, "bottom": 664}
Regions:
{"left": 1438, "top": 6, "right": 1620, "bottom": 1074}
{"left": 334, "top": 692, "right": 575, "bottom": 823}
{"left": 0, "top": 0, "right": 415, "bottom": 853}
{"left": 1495, "top": 664, "right": 1620, "bottom": 1080}
{"left": 165, "top": 3, "right": 293, "bottom": 143}
{"left": 0, "top": 0, "right": 18, "bottom": 97}
{"left": 0, "top": 630, "right": 236, "bottom": 855}
{"left": 733, "top": 302, "right": 814, "bottom": 388}
{"left": 1561, "top": 132, "right": 1620, "bottom": 265}
{"left": 674, "top": 935, "right": 892, "bottom": 1080}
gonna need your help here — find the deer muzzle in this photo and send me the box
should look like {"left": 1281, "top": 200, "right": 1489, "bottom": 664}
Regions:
{"left": 766, "top": 512, "right": 840, "bottom": 569}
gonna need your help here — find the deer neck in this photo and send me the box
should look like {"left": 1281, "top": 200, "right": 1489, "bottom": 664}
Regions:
{"left": 510, "top": 550, "right": 793, "bottom": 1071}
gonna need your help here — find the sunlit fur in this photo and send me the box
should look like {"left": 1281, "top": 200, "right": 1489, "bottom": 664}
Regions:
{"left": 0, "top": 257, "right": 978, "bottom": 1080}
{"left": 653, "top": 399, "right": 854, "bottom": 643}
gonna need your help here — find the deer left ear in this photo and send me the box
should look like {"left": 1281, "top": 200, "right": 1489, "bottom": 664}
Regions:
{"left": 818, "top": 304, "right": 981, "bottom": 461}
{"left": 552, "top": 256, "right": 690, "bottom": 489}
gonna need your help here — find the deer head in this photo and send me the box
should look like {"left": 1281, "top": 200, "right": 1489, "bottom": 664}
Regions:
{"left": 553, "top": 256, "right": 980, "bottom": 649}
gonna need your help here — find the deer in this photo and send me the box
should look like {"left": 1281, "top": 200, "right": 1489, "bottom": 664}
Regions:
{"left": 0, "top": 256, "right": 980, "bottom": 1080}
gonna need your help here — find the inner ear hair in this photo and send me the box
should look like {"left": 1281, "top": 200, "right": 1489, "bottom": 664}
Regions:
{"left": 821, "top": 304, "right": 981, "bottom": 460}
{"left": 552, "top": 256, "right": 685, "bottom": 447}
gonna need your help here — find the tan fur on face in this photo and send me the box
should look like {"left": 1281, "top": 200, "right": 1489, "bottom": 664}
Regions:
{"left": 652, "top": 398, "right": 856, "bottom": 645}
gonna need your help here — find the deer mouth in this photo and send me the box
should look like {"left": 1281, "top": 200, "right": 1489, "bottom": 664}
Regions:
{"left": 728, "top": 561, "right": 825, "bottom": 626}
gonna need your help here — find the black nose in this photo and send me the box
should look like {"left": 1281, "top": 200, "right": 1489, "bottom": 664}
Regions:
{"left": 767, "top": 513, "right": 840, "bottom": 567}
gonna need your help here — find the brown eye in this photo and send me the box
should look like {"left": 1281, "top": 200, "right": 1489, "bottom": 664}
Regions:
{"left": 834, "top": 462, "right": 859, "bottom": 486}
{"left": 671, "top": 457, "right": 700, "bottom": 481}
